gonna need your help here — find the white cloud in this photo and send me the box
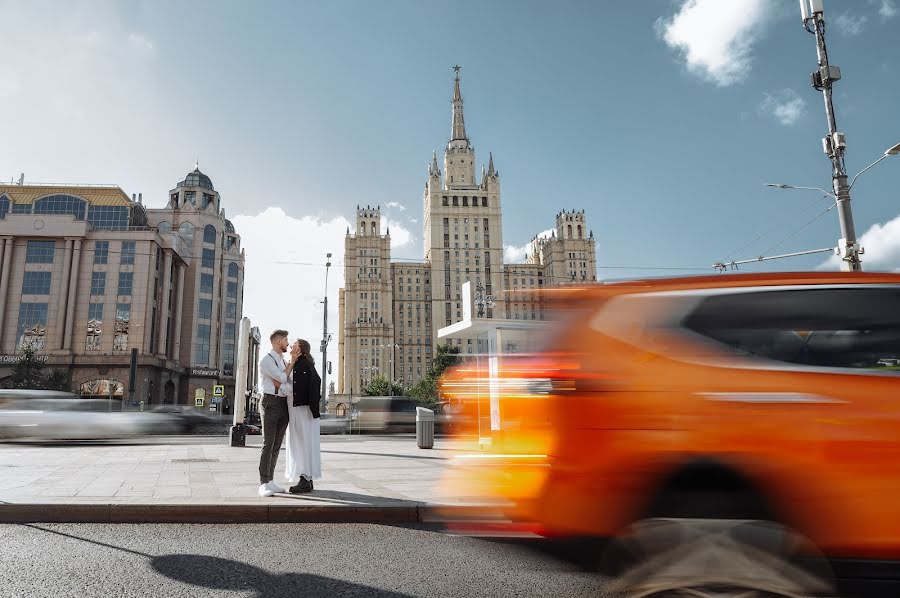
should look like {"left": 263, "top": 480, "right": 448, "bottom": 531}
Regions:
{"left": 760, "top": 89, "right": 806, "bottom": 125}
{"left": 820, "top": 213, "right": 900, "bottom": 271}
{"left": 231, "top": 208, "right": 349, "bottom": 365}
{"left": 384, "top": 218, "right": 413, "bottom": 248}
{"left": 385, "top": 201, "right": 406, "bottom": 211}
{"left": 880, "top": 0, "right": 898, "bottom": 18}
{"left": 127, "top": 33, "right": 154, "bottom": 52}
{"left": 504, "top": 229, "right": 554, "bottom": 264}
{"left": 833, "top": 13, "right": 868, "bottom": 35}
{"left": 232, "top": 208, "right": 415, "bottom": 374}
{"left": 656, "top": 0, "right": 775, "bottom": 87}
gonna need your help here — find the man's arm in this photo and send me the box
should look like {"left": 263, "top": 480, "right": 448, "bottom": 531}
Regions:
{"left": 260, "top": 355, "right": 289, "bottom": 388}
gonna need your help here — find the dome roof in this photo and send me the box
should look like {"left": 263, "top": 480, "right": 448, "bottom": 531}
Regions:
{"left": 225, "top": 219, "right": 235, "bottom": 233}
{"left": 179, "top": 167, "right": 214, "bottom": 191}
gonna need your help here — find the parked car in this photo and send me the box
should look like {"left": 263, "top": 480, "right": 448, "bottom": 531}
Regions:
{"left": 440, "top": 272, "right": 900, "bottom": 595}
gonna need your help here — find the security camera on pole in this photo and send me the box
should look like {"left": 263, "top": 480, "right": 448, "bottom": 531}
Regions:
{"left": 800, "top": 0, "right": 861, "bottom": 271}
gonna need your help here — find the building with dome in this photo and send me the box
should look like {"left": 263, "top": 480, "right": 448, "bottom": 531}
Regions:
{"left": 0, "top": 166, "right": 245, "bottom": 411}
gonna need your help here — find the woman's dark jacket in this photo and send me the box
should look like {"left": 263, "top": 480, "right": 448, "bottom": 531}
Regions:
{"left": 292, "top": 356, "right": 321, "bottom": 418}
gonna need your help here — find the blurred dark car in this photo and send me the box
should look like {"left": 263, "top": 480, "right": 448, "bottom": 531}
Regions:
{"left": 150, "top": 405, "right": 224, "bottom": 434}
{"left": 353, "top": 396, "right": 418, "bottom": 433}
{"left": 243, "top": 423, "right": 261, "bottom": 435}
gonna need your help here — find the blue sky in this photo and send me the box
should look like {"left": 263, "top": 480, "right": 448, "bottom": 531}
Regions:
{"left": 2, "top": 0, "right": 899, "bottom": 341}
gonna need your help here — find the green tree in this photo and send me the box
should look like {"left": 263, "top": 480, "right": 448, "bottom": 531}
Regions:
{"left": 408, "top": 344, "right": 461, "bottom": 407}
{"left": 361, "top": 372, "right": 404, "bottom": 397}
{"left": 44, "top": 369, "right": 70, "bottom": 392}
{"left": 5, "top": 343, "right": 48, "bottom": 389}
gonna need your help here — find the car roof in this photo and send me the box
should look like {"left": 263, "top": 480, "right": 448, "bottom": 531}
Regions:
{"left": 541, "top": 272, "right": 900, "bottom": 303}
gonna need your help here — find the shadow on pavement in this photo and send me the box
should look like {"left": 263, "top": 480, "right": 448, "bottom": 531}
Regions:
{"left": 151, "top": 554, "right": 414, "bottom": 598}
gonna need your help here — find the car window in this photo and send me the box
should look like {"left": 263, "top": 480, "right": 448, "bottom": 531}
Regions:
{"left": 683, "top": 286, "right": 900, "bottom": 371}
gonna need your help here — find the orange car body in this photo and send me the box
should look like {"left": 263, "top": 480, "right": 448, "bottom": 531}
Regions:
{"left": 441, "top": 273, "right": 900, "bottom": 561}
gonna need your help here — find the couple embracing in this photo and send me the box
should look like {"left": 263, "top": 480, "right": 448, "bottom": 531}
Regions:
{"left": 258, "top": 329, "right": 322, "bottom": 497}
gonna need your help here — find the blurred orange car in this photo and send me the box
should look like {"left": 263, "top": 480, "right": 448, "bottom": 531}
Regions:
{"left": 440, "top": 272, "right": 900, "bottom": 588}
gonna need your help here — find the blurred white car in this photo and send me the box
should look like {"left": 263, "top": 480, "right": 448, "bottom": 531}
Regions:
{"left": 0, "top": 390, "right": 180, "bottom": 441}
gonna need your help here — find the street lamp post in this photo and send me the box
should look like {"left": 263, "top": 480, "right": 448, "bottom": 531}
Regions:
{"left": 320, "top": 253, "right": 332, "bottom": 414}
{"left": 800, "top": 0, "right": 859, "bottom": 270}
{"left": 378, "top": 343, "right": 400, "bottom": 395}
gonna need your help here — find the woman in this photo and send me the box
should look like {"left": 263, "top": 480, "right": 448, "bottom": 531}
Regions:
{"left": 283, "top": 339, "right": 322, "bottom": 493}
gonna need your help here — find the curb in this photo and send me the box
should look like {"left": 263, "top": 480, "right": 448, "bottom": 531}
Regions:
{"left": 0, "top": 503, "right": 488, "bottom": 524}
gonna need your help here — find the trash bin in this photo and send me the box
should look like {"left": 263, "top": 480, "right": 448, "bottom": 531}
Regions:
{"left": 416, "top": 407, "right": 434, "bottom": 449}
{"left": 230, "top": 423, "right": 246, "bottom": 447}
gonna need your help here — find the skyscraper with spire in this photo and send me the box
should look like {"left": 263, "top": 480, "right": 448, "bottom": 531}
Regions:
{"left": 336, "top": 68, "right": 597, "bottom": 398}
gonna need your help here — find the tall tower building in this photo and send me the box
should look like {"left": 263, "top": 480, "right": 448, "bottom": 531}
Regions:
{"left": 337, "top": 206, "right": 394, "bottom": 392}
{"left": 336, "top": 68, "right": 599, "bottom": 397}
{"left": 423, "top": 68, "right": 504, "bottom": 342}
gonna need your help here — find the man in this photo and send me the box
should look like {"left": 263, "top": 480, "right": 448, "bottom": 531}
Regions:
{"left": 258, "top": 329, "right": 301, "bottom": 497}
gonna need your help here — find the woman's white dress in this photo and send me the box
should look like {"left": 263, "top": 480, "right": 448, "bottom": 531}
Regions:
{"left": 282, "top": 375, "right": 321, "bottom": 482}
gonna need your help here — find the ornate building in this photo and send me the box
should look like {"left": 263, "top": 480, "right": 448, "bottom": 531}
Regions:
{"left": 0, "top": 165, "right": 245, "bottom": 411}
{"left": 337, "top": 70, "right": 598, "bottom": 394}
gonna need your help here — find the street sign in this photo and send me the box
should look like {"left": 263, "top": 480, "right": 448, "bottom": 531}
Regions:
{"left": 195, "top": 397, "right": 204, "bottom": 407}
{"left": 213, "top": 385, "right": 224, "bottom": 397}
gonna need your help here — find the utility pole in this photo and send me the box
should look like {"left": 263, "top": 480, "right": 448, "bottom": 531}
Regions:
{"left": 801, "top": 0, "right": 861, "bottom": 271}
{"left": 320, "top": 253, "right": 332, "bottom": 414}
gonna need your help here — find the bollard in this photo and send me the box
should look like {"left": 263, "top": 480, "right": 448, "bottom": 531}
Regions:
{"left": 416, "top": 407, "right": 434, "bottom": 449}
{"left": 230, "top": 423, "right": 246, "bottom": 447}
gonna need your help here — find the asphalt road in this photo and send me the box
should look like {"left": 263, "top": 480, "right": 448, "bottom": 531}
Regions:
{"left": 0, "top": 523, "right": 609, "bottom": 598}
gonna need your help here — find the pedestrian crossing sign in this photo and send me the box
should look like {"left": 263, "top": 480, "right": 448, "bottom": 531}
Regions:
{"left": 195, "top": 397, "right": 204, "bottom": 407}
{"left": 213, "top": 385, "right": 224, "bottom": 397}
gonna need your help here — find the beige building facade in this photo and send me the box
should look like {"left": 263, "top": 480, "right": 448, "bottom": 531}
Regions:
{"left": 337, "top": 71, "right": 598, "bottom": 394}
{"left": 0, "top": 166, "right": 245, "bottom": 411}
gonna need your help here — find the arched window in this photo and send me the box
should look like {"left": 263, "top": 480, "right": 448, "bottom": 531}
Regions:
{"left": 157, "top": 221, "right": 171, "bottom": 233}
{"left": 371, "top": 222, "right": 377, "bottom": 236}
{"left": 179, "top": 222, "right": 194, "bottom": 243}
{"left": 228, "top": 262, "right": 239, "bottom": 278}
{"left": 79, "top": 379, "right": 124, "bottom": 399}
{"left": 34, "top": 194, "right": 87, "bottom": 220}
{"left": 203, "top": 224, "right": 217, "bottom": 244}
{"left": 0, "top": 195, "right": 8, "bottom": 219}
{"left": 567, "top": 225, "right": 573, "bottom": 238}
{"left": 577, "top": 225, "right": 583, "bottom": 239}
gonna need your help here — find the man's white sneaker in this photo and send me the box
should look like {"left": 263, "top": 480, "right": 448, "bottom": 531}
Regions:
{"left": 258, "top": 483, "right": 275, "bottom": 497}
{"left": 267, "top": 481, "right": 285, "bottom": 494}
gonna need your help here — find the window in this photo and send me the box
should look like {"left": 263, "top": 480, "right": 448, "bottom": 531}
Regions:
{"left": 202, "top": 248, "right": 215, "bottom": 269}
{"left": 157, "top": 221, "right": 172, "bottom": 234}
{"left": 120, "top": 241, "right": 136, "bottom": 265}
{"left": 227, "top": 281, "right": 237, "bottom": 299}
{"left": 17, "top": 302, "right": 48, "bottom": 350}
{"left": 94, "top": 241, "right": 109, "bottom": 265}
{"left": 90, "top": 272, "right": 106, "bottom": 296}
{"left": 22, "top": 272, "right": 52, "bottom": 295}
{"left": 184, "top": 191, "right": 196, "bottom": 205}
{"left": 202, "top": 193, "right": 215, "bottom": 210}
{"left": 179, "top": 222, "right": 194, "bottom": 243}
{"left": 683, "top": 287, "right": 900, "bottom": 371}
{"left": 117, "top": 272, "right": 133, "bottom": 296}
{"left": 26, "top": 241, "right": 55, "bottom": 264}
{"left": 195, "top": 324, "right": 211, "bottom": 363}
{"left": 34, "top": 194, "right": 86, "bottom": 220}
{"left": 199, "top": 299, "right": 213, "bottom": 320}
{"left": 227, "top": 262, "right": 239, "bottom": 278}
{"left": 0, "top": 195, "right": 8, "bottom": 219}
{"left": 86, "top": 303, "right": 103, "bottom": 351}
{"left": 114, "top": 303, "right": 130, "bottom": 351}
{"left": 482, "top": 197, "right": 488, "bottom": 207}
{"left": 87, "top": 206, "right": 129, "bottom": 231}
{"left": 200, "top": 273, "right": 214, "bottom": 294}
{"left": 226, "top": 301, "right": 236, "bottom": 319}
{"left": 203, "top": 224, "right": 217, "bottom": 244}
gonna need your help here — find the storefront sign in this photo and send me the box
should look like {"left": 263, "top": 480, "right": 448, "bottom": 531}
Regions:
{"left": 0, "top": 354, "right": 47, "bottom": 364}
{"left": 190, "top": 367, "right": 220, "bottom": 378}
